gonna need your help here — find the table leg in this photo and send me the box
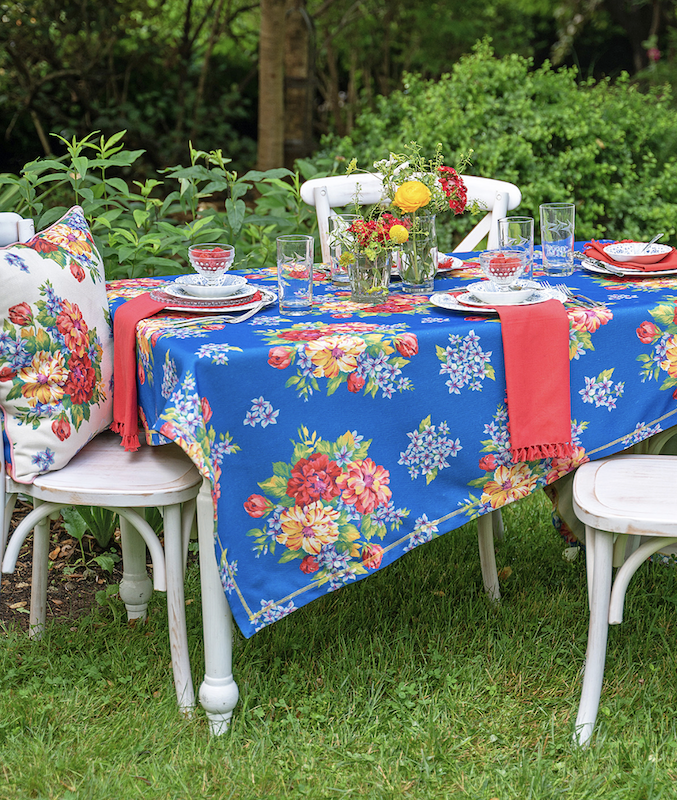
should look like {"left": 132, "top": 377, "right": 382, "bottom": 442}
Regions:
{"left": 477, "top": 512, "right": 500, "bottom": 601}
{"left": 196, "top": 479, "right": 239, "bottom": 735}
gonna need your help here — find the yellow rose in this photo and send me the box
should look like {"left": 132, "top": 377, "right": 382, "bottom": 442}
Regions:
{"left": 392, "top": 181, "right": 431, "bottom": 213}
{"left": 388, "top": 224, "right": 409, "bottom": 244}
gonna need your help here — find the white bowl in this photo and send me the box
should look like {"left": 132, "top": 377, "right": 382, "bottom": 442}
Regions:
{"left": 174, "top": 274, "right": 247, "bottom": 298}
{"left": 603, "top": 242, "right": 672, "bottom": 264}
{"left": 468, "top": 280, "right": 536, "bottom": 305}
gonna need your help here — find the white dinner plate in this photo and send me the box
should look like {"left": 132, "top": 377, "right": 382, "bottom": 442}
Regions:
{"left": 430, "top": 287, "right": 563, "bottom": 315}
{"left": 150, "top": 285, "right": 277, "bottom": 313}
{"left": 580, "top": 260, "right": 677, "bottom": 278}
{"left": 165, "top": 282, "right": 258, "bottom": 303}
{"left": 173, "top": 274, "right": 248, "bottom": 298}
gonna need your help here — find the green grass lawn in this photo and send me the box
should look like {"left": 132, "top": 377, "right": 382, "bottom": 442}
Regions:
{"left": 2, "top": 491, "right": 677, "bottom": 799}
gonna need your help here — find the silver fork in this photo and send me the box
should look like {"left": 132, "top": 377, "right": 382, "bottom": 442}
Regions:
{"left": 555, "top": 283, "right": 604, "bottom": 308}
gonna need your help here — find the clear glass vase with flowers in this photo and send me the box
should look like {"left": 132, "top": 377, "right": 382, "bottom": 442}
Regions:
{"left": 338, "top": 212, "right": 410, "bottom": 304}
{"left": 374, "top": 143, "right": 471, "bottom": 293}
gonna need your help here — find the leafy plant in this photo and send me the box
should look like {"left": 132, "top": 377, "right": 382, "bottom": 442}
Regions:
{"left": 60, "top": 506, "right": 120, "bottom": 575}
{"left": 0, "top": 132, "right": 318, "bottom": 279}
{"left": 315, "top": 39, "right": 677, "bottom": 250}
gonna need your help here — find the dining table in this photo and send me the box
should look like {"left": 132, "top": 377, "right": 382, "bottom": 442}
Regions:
{"left": 106, "top": 242, "right": 677, "bottom": 731}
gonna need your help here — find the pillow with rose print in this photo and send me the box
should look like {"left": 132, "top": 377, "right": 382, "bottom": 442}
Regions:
{"left": 0, "top": 205, "right": 113, "bottom": 483}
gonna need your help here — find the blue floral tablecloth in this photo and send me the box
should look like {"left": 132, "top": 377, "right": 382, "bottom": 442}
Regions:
{"left": 107, "top": 247, "right": 677, "bottom": 637}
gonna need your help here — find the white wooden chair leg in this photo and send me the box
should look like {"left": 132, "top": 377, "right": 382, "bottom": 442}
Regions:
{"left": 491, "top": 509, "right": 505, "bottom": 542}
{"left": 477, "top": 513, "right": 500, "bottom": 601}
{"left": 585, "top": 524, "right": 596, "bottom": 614}
{"left": 29, "top": 501, "right": 49, "bottom": 640}
{"left": 196, "top": 479, "right": 239, "bottom": 734}
{"left": 164, "top": 503, "right": 195, "bottom": 713}
{"left": 119, "top": 513, "right": 152, "bottom": 622}
{"left": 609, "top": 535, "right": 677, "bottom": 625}
{"left": 181, "top": 498, "right": 196, "bottom": 576}
{"left": 1, "top": 492, "right": 18, "bottom": 561}
{"left": 574, "top": 529, "right": 614, "bottom": 747}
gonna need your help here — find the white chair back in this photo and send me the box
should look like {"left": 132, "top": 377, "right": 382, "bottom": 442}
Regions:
{"left": 300, "top": 172, "right": 523, "bottom": 263}
{"left": 0, "top": 213, "right": 35, "bottom": 247}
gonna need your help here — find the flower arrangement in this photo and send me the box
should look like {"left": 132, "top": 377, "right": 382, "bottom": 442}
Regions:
{"left": 374, "top": 142, "right": 471, "bottom": 217}
{"left": 346, "top": 212, "right": 410, "bottom": 260}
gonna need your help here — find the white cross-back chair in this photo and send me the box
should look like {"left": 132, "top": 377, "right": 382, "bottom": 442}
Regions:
{"left": 571, "top": 453, "right": 677, "bottom": 746}
{"left": 299, "top": 172, "right": 523, "bottom": 264}
{"left": 0, "top": 213, "right": 35, "bottom": 247}
{"left": 0, "top": 427, "right": 202, "bottom": 711}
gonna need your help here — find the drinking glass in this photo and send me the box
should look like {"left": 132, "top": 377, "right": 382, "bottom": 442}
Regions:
{"left": 188, "top": 243, "right": 235, "bottom": 285}
{"left": 276, "top": 235, "right": 314, "bottom": 315}
{"left": 539, "top": 203, "right": 575, "bottom": 276}
{"left": 498, "top": 216, "right": 534, "bottom": 281}
{"left": 328, "top": 214, "right": 360, "bottom": 285}
{"left": 479, "top": 249, "right": 526, "bottom": 290}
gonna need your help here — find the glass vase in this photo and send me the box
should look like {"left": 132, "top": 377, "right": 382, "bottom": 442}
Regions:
{"left": 348, "top": 253, "right": 391, "bottom": 304}
{"left": 398, "top": 214, "right": 437, "bottom": 294}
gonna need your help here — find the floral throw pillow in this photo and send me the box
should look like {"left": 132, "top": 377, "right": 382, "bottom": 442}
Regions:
{"left": 0, "top": 205, "right": 113, "bottom": 483}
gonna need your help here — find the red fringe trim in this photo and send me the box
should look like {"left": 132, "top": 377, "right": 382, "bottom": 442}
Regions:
{"left": 511, "top": 442, "right": 574, "bottom": 463}
{"left": 110, "top": 422, "right": 141, "bottom": 451}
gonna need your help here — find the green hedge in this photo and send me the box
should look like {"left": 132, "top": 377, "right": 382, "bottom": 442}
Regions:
{"left": 315, "top": 39, "right": 677, "bottom": 250}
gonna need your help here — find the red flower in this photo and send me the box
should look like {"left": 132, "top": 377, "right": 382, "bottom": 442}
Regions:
{"left": 478, "top": 454, "right": 497, "bottom": 472}
{"left": 268, "top": 346, "right": 294, "bottom": 369}
{"left": 0, "top": 366, "right": 16, "bottom": 381}
{"left": 347, "top": 372, "right": 365, "bottom": 393}
{"left": 8, "top": 302, "right": 32, "bottom": 326}
{"left": 300, "top": 555, "right": 320, "bottom": 574}
{"left": 31, "top": 238, "right": 59, "bottom": 255}
{"left": 361, "top": 544, "right": 384, "bottom": 570}
{"left": 347, "top": 213, "right": 409, "bottom": 249}
{"left": 278, "top": 329, "right": 324, "bottom": 342}
{"left": 52, "top": 418, "right": 71, "bottom": 441}
{"left": 70, "top": 260, "right": 86, "bottom": 282}
{"left": 394, "top": 332, "right": 418, "bottom": 357}
{"left": 287, "top": 452, "right": 342, "bottom": 506}
{"left": 244, "top": 494, "right": 273, "bottom": 518}
{"left": 201, "top": 397, "right": 212, "bottom": 422}
{"left": 637, "top": 320, "right": 661, "bottom": 344}
{"left": 63, "top": 355, "right": 96, "bottom": 405}
{"left": 438, "top": 166, "right": 467, "bottom": 215}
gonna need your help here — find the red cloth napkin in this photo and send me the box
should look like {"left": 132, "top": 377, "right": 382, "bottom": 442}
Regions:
{"left": 496, "top": 299, "right": 573, "bottom": 463}
{"left": 111, "top": 293, "right": 170, "bottom": 451}
{"left": 584, "top": 240, "right": 677, "bottom": 272}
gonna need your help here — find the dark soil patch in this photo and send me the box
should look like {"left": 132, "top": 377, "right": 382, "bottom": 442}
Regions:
{"left": 0, "top": 499, "right": 123, "bottom": 632}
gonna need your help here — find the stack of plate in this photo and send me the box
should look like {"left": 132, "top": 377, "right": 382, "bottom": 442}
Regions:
{"left": 150, "top": 274, "right": 277, "bottom": 313}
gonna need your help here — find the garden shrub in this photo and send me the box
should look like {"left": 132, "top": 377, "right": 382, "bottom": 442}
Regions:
{"left": 314, "top": 39, "right": 677, "bottom": 250}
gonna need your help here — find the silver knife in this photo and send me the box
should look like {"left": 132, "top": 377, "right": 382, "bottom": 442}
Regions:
{"left": 578, "top": 254, "right": 626, "bottom": 276}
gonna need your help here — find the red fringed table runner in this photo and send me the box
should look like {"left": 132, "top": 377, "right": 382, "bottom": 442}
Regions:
{"left": 112, "top": 294, "right": 170, "bottom": 451}
{"left": 496, "top": 299, "right": 574, "bottom": 463}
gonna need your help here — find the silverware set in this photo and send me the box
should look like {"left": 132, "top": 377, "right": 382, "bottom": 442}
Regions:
{"left": 162, "top": 299, "right": 268, "bottom": 329}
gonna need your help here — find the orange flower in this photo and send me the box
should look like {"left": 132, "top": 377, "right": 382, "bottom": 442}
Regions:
{"left": 277, "top": 501, "right": 341, "bottom": 554}
{"left": 305, "top": 335, "right": 367, "bottom": 378}
{"left": 337, "top": 458, "right": 392, "bottom": 514}
{"left": 18, "top": 351, "right": 68, "bottom": 406}
{"left": 392, "top": 181, "right": 431, "bottom": 213}
{"left": 481, "top": 464, "right": 539, "bottom": 509}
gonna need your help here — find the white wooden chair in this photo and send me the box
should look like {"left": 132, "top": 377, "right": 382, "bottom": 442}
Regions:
{"left": 571, "top": 453, "right": 677, "bottom": 746}
{"left": 299, "top": 172, "right": 523, "bottom": 264}
{"left": 0, "top": 428, "right": 202, "bottom": 712}
{"left": 0, "top": 212, "right": 35, "bottom": 247}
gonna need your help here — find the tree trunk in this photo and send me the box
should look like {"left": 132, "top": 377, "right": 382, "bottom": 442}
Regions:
{"left": 283, "top": 0, "right": 314, "bottom": 170}
{"left": 257, "top": 0, "right": 287, "bottom": 170}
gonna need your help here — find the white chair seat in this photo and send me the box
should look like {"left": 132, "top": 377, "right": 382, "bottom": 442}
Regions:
{"left": 572, "top": 454, "right": 677, "bottom": 746}
{"left": 1, "top": 430, "right": 202, "bottom": 711}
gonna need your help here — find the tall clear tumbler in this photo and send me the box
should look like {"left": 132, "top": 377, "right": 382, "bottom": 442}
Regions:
{"left": 328, "top": 214, "right": 360, "bottom": 285}
{"left": 539, "top": 203, "right": 575, "bottom": 277}
{"left": 497, "top": 216, "right": 534, "bottom": 281}
{"left": 276, "top": 234, "right": 314, "bottom": 315}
